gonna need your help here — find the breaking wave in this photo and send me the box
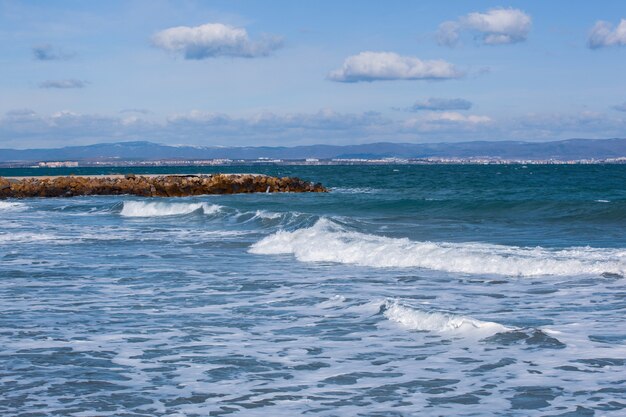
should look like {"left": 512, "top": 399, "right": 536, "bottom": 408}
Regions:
{"left": 0, "top": 201, "right": 26, "bottom": 212}
{"left": 250, "top": 218, "right": 626, "bottom": 277}
{"left": 380, "top": 299, "right": 509, "bottom": 336}
{"left": 120, "top": 201, "right": 222, "bottom": 217}
{"left": 251, "top": 210, "right": 283, "bottom": 220}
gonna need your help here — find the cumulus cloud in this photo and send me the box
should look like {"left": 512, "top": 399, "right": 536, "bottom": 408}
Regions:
{"left": 328, "top": 51, "right": 463, "bottom": 82}
{"left": 437, "top": 8, "right": 531, "bottom": 47}
{"left": 152, "top": 23, "right": 283, "bottom": 59}
{"left": 408, "top": 98, "right": 472, "bottom": 111}
{"left": 32, "top": 44, "right": 75, "bottom": 61}
{"left": 588, "top": 19, "right": 626, "bottom": 49}
{"left": 39, "top": 79, "right": 87, "bottom": 89}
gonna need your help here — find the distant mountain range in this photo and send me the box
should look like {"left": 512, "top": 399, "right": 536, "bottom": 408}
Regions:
{"left": 1, "top": 139, "right": 626, "bottom": 162}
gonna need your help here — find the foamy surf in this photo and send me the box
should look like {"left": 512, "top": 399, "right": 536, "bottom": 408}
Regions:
{"left": 120, "top": 201, "right": 222, "bottom": 217}
{"left": 250, "top": 218, "right": 626, "bottom": 277}
{"left": 0, "top": 201, "right": 26, "bottom": 212}
{"left": 252, "top": 210, "right": 283, "bottom": 220}
{"left": 380, "top": 299, "right": 509, "bottom": 336}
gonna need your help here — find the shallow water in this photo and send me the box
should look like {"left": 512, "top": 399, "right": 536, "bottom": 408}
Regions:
{"left": 1, "top": 165, "right": 625, "bottom": 416}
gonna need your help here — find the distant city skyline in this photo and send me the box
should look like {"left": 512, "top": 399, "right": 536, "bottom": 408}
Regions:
{"left": 2, "top": 0, "right": 626, "bottom": 148}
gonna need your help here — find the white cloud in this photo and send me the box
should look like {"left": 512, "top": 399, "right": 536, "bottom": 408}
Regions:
{"left": 437, "top": 8, "right": 531, "bottom": 47}
{"left": 404, "top": 112, "right": 492, "bottom": 132}
{"left": 152, "top": 23, "right": 282, "bottom": 59}
{"left": 0, "top": 109, "right": 390, "bottom": 148}
{"left": 588, "top": 19, "right": 626, "bottom": 49}
{"left": 328, "top": 51, "right": 462, "bottom": 82}
{"left": 39, "top": 79, "right": 87, "bottom": 89}
{"left": 169, "top": 109, "right": 389, "bottom": 131}
{"left": 5, "top": 109, "right": 626, "bottom": 149}
{"left": 425, "top": 112, "right": 491, "bottom": 124}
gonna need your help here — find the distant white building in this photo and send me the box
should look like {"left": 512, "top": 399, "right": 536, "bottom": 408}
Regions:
{"left": 38, "top": 161, "right": 79, "bottom": 168}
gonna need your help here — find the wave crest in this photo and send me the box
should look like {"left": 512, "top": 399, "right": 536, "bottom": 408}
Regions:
{"left": 120, "top": 201, "right": 221, "bottom": 217}
{"left": 380, "top": 300, "right": 509, "bottom": 336}
{"left": 249, "top": 219, "right": 626, "bottom": 277}
{"left": 0, "top": 201, "right": 26, "bottom": 212}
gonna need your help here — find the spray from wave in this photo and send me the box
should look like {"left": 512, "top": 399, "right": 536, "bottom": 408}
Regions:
{"left": 250, "top": 218, "right": 626, "bottom": 277}
{"left": 379, "top": 299, "right": 509, "bottom": 336}
{"left": 120, "top": 201, "right": 222, "bottom": 217}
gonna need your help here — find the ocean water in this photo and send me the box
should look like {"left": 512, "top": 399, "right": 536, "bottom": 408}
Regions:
{"left": 1, "top": 164, "right": 625, "bottom": 416}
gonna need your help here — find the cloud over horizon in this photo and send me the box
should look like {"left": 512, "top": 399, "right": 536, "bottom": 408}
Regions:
{"left": 0, "top": 108, "right": 391, "bottom": 148}
{"left": 437, "top": 8, "right": 532, "bottom": 47}
{"left": 404, "top": 112, "right": 492, "bottom": 133}
{"left": 328, "top": 52, "right": 463, "bottom": 82}
{"left": 5, "top": 107, "right": 624, "bottom": 149}
{"left": 38, "top": 79, "right": 87, "bottom": 89}
{"left": 152, "top": 23, "right": 283, "bottom": 59}
{"left": 588, "top": 19, "right": 626, "bottom": 48}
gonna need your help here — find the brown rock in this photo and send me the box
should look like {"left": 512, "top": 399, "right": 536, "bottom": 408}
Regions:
{"left": 0, "top": 177, "right": 11, "bottom": 191}
{"left": 0, "top": 174, "right": 327, "bottom": 199}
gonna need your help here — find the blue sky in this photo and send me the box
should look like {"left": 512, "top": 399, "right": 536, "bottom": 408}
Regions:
{"left": 1, "top": 0, "right": 626, "bottom": 148}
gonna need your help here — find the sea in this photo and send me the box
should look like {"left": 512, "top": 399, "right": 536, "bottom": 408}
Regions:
{"left": 1, "top": 164, "right": 625, "bottom": 417}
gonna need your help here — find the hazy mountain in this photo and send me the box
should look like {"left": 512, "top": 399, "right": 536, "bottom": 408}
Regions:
{"left": 1, "top": 138, "right": 625, "bottom": 162}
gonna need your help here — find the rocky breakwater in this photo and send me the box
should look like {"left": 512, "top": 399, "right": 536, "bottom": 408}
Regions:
{"left": 0, "top": 174, "right": 326, "bottom": 198}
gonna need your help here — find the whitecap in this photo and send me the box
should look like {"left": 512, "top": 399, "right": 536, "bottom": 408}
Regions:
{"left": 318, "top": 295, "right": 347, "bottom": 308}
{"left": 380, "top": 299, "right": 509, "bottom": 336}
{"left": 120, "top": 201, "right": 221, "bottom": 217}
{"left": 0, "top": 201, "right": 26, "bottom": 212}
{"left": 253, "top": 210, "right": 282, "bottom": 220}
{"left": 0, "top": 232, "right": 68, "bottom": 244}
{"left": 249, "top": 218, "right": 626, "bottom": 277}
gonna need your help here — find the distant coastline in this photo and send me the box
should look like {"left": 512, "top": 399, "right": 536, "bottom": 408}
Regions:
{"left": 2, "top": 156, "right": 626, "bottom": 169}
{"left": 1, "top": 138, "right": 626, "bottom": 168}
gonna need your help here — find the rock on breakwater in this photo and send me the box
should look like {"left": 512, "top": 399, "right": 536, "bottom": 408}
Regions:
{"left": 0, "top": 174, "right": 326, "bottom": 198}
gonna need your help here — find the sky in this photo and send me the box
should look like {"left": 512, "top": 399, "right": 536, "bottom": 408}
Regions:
{"left": 1, "top": 0, "right": 626, "bottom": 149}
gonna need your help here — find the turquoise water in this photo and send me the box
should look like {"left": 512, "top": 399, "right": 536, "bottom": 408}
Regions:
{"left": 1, "top": 165, "right": 625, "bottom": 416}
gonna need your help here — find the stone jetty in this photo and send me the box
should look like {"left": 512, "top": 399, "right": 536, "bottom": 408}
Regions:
{"left": 0, "top": 174, "right": 326, "bottom": 198}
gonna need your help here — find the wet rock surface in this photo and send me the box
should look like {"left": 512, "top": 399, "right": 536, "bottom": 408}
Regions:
{"left": 0, "top": 174, "right": 326, "bottom": 198}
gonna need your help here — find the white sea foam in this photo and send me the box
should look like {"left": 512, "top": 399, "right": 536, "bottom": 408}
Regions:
{"left": 120, "top": 201, "right": 221, "bottom": 217}
{"left": 250, "top": 218, "right": 626, "bottom": 277}
{"left": 380, "top": 299, "right": 509, "bottom": 335}
{"left": 0, "top": 232, "right": 68, "bottom": 244}
{"left": 331, "top": 187, "right": 379, "bottom": 194}
{"left": 318, "top": 295, "right": 347, "bottom": 308}
{"left": 0, "top": 201, "right": 26, "bottom": 212}
{"left": 253, "top": 210, "right": 282, "bottom": 220}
